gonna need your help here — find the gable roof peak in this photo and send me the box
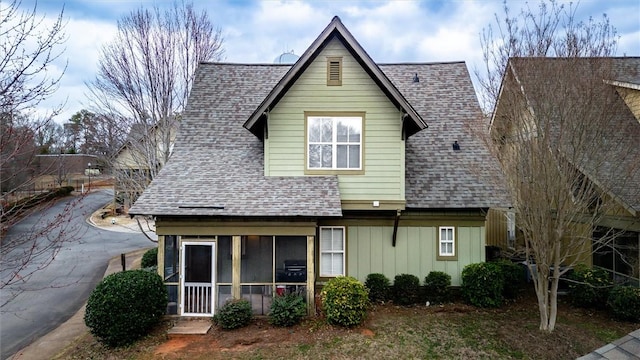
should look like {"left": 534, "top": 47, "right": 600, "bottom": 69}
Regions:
{"left": 243, "top": 16, "right": 427, "bottom": 139}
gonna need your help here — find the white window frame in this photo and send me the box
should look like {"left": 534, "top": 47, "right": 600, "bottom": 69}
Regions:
{"left": 319, "top": 226, "right": 345, "bottom": 277}
{"left": 439, "top": 226, "right": 455, "bottom": 257}
{"left": 307, "top": 116, "right": 362, "bottom": 170}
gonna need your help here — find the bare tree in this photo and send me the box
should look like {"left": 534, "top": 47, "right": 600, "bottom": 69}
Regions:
{"left": 478, "top": 1, "right": 639, "bottom": 332}
{"left": 87, "top": 0, "right": 224, "bottom": 209}
{"left": 63, "top": 109, "right": 125, "bottom": 160}
{"left": 1, "top": 0, "right": 80, "bottom": 291}
{"left": 33, "top": 118, "right": 64, "bottom": 154}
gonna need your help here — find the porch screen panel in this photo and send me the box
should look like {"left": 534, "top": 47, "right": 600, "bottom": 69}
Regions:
{"left": 185, "top": 245, "right": 212, "bottom": 283}
{"left": 275, "top": 236, "right": 307, "bottom": 283}
{"left": 164, "top": 235, "right": 178, "bottom": 282}
{"left": 241, "top": 236, "right": 273, "bottom": 282}
{"left": 217, "top": 236, "right": 232, "bottom": 283}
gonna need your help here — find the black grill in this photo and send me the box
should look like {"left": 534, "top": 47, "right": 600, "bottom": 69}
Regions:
{"left": 276, "top": 260, "right": 307, "bottom": 282}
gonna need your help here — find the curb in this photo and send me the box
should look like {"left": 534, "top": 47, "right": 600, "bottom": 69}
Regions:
{"left": 10, "top": 248, "right": 152, "bottom": 360}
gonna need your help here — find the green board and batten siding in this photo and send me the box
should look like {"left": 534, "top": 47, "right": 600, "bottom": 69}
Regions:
{"left": 347, "top": 225, "right": 486, "bottom": 286}
{"left": 266, "top": 38, "right": 405, "bottom": 201}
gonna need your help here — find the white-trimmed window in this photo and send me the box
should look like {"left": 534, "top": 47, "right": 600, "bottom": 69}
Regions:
{"left": 307, "top": 116, "right": 361, "bottom": 170}
{"left": 439, "top": 226, "right": 455, "bottom": 257}
{"left": 319, "top": 226, "right": 345, "bottom": 276}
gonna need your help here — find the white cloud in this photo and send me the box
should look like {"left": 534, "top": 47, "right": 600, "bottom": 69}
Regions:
{"left": 45, "top": 18, "right": 118, "bottom": 123}
{"left": 12, "top": 0, "right": 639, "bottom": 125}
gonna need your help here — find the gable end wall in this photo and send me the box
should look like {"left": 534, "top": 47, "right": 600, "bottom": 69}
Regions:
{"left": 266, "top": 38, "right": 405, "bottom": 202}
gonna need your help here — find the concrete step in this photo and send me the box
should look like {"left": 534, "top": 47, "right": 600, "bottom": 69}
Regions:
{"left": 167, "top": 319, "right": 211, "bottom": 338}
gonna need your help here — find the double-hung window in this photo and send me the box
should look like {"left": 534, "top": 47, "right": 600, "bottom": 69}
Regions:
{"left": 319, "top": 226, "right": 345, "bottom": 276}
{"left": 438, "top": 226, "right": 456, "bottom": 259}
{"left": 307, "top": 114, "right": 362, "bottom": 171}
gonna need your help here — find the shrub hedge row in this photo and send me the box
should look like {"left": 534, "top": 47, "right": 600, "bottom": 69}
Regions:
{"left": 363, "top": 271, "right": 452, "bottom": 306}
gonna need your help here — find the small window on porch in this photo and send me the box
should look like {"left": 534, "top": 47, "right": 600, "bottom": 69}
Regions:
{"left": 437, "top": 226, "right": 457, "bottom": 261}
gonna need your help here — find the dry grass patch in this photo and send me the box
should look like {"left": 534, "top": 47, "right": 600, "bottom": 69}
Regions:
{"left": 55, "top": 290, "right": 638, "bottom": 360}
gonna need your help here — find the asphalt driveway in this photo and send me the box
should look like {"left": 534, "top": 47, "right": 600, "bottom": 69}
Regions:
{"left": 0, "top": 190, "right": 152, "bottom": 360}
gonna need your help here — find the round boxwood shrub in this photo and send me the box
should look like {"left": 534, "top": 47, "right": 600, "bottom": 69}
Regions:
{"left": 494, "top": 259, "right": 525, "bottom": 299}
{"left": 607, "top": 286, "right": 640, "bottom": 322}
{"left": 567, "top": 264, "right": 612, "bottom": 309}
{"left": 84, "top": 270, "right": 167, "bottom": 347}
{"left": 461, "top": 262, "right": 504, "bottom": 308}
{"left": 213, "top": 299, "right": 253, "bottom": 329}
{"left": 424, "top": 271, "right": 451, "bottom": 304}
{"left": 321, "top": 276, "right": 369, "bottom": 327}
{"left": 393, "top": 274, "right": 421, "bottom": 306}
{"left": 364, "top": 273, "right": 390, "bottom": 304}
{"left": 141, "top": 247, "right": 158, "bottom": 268}
{"left": 268, "top": 293, "right": 307, "bottom": 327}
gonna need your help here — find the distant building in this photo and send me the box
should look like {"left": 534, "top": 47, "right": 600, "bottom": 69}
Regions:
{"left": 36, "top": 154, "right": 99, "bottom": 176}
{"left": 273, "top": 50, "right": 300, "bottom": 64}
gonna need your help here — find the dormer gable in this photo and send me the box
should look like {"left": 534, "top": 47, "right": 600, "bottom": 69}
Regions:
{"left": 243, "top": 16, "right": 427, "bottom": 140}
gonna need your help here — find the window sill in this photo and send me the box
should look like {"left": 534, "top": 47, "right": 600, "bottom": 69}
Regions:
{"left": 436, "top": 255, "right": 458, "bottom": 261}
{"left": 304, "top": 169, "right": 364, "bottom": 175}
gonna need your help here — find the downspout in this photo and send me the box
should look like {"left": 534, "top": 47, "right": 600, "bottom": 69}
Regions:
{"left": 263, "top": 111, "right": 269, "bottom": 140}
{"left": 392, "top": 209, "right": 401, "bottom": 247}
{"left": 401, "top": 113, "right": 408, "bottom": 140}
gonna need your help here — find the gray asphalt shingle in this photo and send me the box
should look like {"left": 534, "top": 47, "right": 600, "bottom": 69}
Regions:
{"left": 381, "top": 63, "right": 509, "bottom": 209}
{"left": 130, "top": 64, "right": 342, "bottom": 217}
{"left": 508, "top": 57, "right": 640, "bottom": 213}
{"left": 130, "top": 60, "right": 508, "bottom": 217}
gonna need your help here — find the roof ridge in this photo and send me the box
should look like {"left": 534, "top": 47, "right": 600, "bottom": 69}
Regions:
{"left": 380, "top": 61, "right": 465, "bottom": 65}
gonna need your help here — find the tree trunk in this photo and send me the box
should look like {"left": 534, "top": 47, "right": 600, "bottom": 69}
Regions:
{"left": 534, "top": 265, "right": 561, "bottom": 332}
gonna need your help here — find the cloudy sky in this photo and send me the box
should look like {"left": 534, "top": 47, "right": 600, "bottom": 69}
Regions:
{"left": 15, "top": 0, "right": 640, "bottom": 124}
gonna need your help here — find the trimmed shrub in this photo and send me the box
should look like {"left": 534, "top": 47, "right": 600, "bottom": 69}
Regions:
{"left": 424, "top": 271, "right": 451, "bottom": 304}
{"left": 607, "top": 286, "right": 640, "bottom": 322}
{"left": 321, "top": 276, "right": 369, "bottom": 327}
{"left": 364, "top": 273, "right": 390, "bottom": 304}
{"left": 567, "top": 264, "right": 612, "bottom": 309}
{"left": 213, "top": 299, "right": 253, "bottom": 330}
{"left": 461, "top": 262, "right": 504, "bottom": 308}
{"left": 494, "top": 259, "right": 526, "bottom": 299}
{"left": 84, "top": 270, "right": 167, "bottom": 347}
{"left": 393, "top": 274, "right": 421, "bottom": 306}
{"left": 141, "top": 247, "right": 158, "bottom": 268}
{"left": 268, "top": 293, "right": 307, "bottom": 327}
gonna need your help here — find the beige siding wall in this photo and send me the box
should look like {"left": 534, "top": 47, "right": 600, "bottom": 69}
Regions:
{"left": 486, "top": 208, "right": 508, "bottom": 248}
{"left": 113, "top": 146, "right": 149, "bottom": 170}
{"left": 617, "top": 87, "right": 640, "bottom": 123}
{"left": 347, "top": 225, "right": 485, "bottom": 286}
{"left": 266, "top": 38, "right": 405, "bottom": 201}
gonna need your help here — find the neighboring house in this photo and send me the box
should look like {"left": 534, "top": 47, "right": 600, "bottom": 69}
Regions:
{"left": 113, "top": 123, "right": 177, "bottom": 211}
{"left": 490, "top": 57, "right": 640, "bottom": 284}
{"left": 36, "top": 154, "right": 98, "bottom": 177}
{"left": 130, "top": 16, "right": 508, "bottom": 316}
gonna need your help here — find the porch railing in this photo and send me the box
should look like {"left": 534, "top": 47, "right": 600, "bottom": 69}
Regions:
{"left": 183, "top": 282, "right": 213, "bottom": 315}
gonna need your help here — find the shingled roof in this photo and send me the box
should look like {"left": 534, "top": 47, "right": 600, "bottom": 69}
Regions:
{"left": 128, "top": 64, "right": 343, "bottom": 217}
{"left": 503, "top": 57, "right": 640, "bottom": 214}
{"left": 130, "top": 18, "right": 509, "bottom": 217}
{"left": 129, "top": 61, "right": 508, "bottom": 216}
{"left": 381, "top": 63, "right": 509, "bottom": 209}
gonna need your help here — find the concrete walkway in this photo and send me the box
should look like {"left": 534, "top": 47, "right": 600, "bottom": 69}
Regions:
{"left": 578, "top": 329, "right": 640, "bottom": 359}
